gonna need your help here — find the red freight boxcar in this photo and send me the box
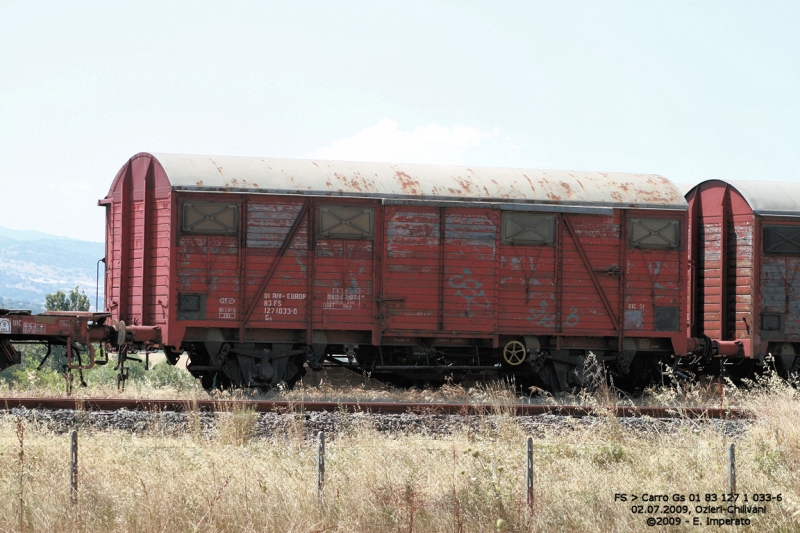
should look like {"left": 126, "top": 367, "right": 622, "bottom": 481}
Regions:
{"left": 687, "top": 180, "right": 800, "bottom": 377}
{"left": 100, "top": 153, "right": 690, "bottom": 390}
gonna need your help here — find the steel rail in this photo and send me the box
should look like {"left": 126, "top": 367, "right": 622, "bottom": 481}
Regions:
{"left": 0, "top": 397, "right": 753, "bottom": 419}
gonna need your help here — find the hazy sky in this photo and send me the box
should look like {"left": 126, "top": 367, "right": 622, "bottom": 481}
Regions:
{"left": 2, "top": 1, "right": 799, "bottom": 242}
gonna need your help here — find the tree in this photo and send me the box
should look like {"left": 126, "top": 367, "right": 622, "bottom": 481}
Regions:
{"left": 45, "top": 286, "right": 91, "bottom": 312}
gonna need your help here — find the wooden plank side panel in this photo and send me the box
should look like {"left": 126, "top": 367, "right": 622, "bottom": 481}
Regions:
{"left": 698, "top": 221, "right": 723, "bottom": 339}
{"left": 728, "top": 221, "right": 754, "bottom": 338}
{"left": 148, "top": 200, "right": 172, "bottom": 324}
{"left": 761, "top": 255, "right": 800, "bottom": 338}
{"left": 382, "top": 207, "right": 441, "bottom": 330}
{"left": 108, "top": 205, "right": 122, "bottom": 308}
{"left": 625, "top": 249, "right": 683, "bottom": 332}
{"left": 127, "top": 202, "right": 144, "bottom": 321}
{"left": 312, "top": 237, "right": 374, "bottom": 328}
{"left": 560, "top": 214, "right": 620, "bottom": 333}
{"left": 498, "top": 249, "right": 558, "bottom": 331}
{"left": 237, "top": 199, "right": 309, "bottom": 327}
{"left": 442, "top": 210, "right": 497, "bottom": 332}
{"left": 176, "top": 233, "right": 241, "bottom": 323}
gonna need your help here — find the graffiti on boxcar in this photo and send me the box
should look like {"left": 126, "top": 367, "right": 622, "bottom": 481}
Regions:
{"left": 528, "top": 301, "right": 555, "bottom": 327}
{"left": 565, "top": 307, "right": 579, "bottom": 327}
{"left": 449, "top": 268, "right": 491, "bottom": 314}
{"left": 527, "top": 301, "right": 579, "bottom": 328}
{"left": 649, "top": 261, "right": 661, "bottom": 275}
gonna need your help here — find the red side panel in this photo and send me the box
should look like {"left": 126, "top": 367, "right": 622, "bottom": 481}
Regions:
{"left": 382, "top": 206, "right": 441, "bottom": 331}
{"left": 688, "top": 181, "right": 756, "bottom": 355}
{"left": 759, "top": 218, "right": 800, "bottom": 342}
{"left": 380, "top": 207, "right": 497, "bottom": 334}
{"left": 729, "top": 214, "right": 755, "bottom": 340}
{"left": 442, "top": 210, "right": 497, "bottom": 333}
{"left": 693, "top": 185, "right": 728, "bottom": 340}
{"left": 245, "top": 199, "right": 309, "bottom": 329}
{"left": 498, "top": 240, "right": 557, "bottom": 333}
{"left": 562, "top": 214, "right": 621, "bottom": 333}
{"left": 313, "top": 238, "right": 375, "bottom": 329}
{"left": 105, "top": 154, "right": 172, "bottom": 342}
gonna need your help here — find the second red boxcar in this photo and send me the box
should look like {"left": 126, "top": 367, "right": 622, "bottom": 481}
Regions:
{"left": 101, "top": 153, "right": 690, "bottom": 390}
{"left": 687, "top": 180, "right": 800, "bottom": 377}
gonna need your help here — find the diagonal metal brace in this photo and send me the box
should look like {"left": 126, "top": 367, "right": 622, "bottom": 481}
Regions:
{"left": 562, "top": 216, "right": 620, "bottom": 330}
{"left": 243, "top": 199, "right": 311, "bottom": 326}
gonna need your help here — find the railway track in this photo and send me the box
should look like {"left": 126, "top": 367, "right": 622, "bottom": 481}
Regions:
{"left": 0, "top": 397, "right": 753, "bottom": 419}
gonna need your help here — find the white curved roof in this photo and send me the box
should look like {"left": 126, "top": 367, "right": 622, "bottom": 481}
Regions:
{"left": 146, "top": 153, "right": 687, "bottom": 210}
{"left": 725, "top": 180, "right": 800, "bottom": 216}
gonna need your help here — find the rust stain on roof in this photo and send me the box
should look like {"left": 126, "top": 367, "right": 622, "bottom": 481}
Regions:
{"left": 455, "top": 177, "right": 474, "bottom": 195}
{"left": 522, "top": 174, "right": 535, "bottom": 193}
{"left": 209, "top": 158, "right": 226, "bottom": 181}
{"left": 396, "top": 171, "right": 422, "bottom": 195}
{"left": 348, "top": 177, "right": 363, "bottom": 192}
{"left": 147, "top": 153, "right": 687, "bottom": 209}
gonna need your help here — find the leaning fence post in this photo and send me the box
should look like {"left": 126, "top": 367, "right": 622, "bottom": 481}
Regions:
{"left": 526, "top": 436, "right": 534, "bottom": 510}
{"left": 727, "top": 443, "right": 736, "bottom": 495}
{"left": 70, "top": 430, "right": 78, "bottom": 504}
{"left": 317, "top": 431, "right": 325, "bottom": 504}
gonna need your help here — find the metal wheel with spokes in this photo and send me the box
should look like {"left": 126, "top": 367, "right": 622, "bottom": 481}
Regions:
{"left": 502, "top": 340, "right": 527, "bottom": 366}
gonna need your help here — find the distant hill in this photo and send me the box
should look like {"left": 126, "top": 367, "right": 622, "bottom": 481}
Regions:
{"left": 0, "top": 226, "right": 83, "bottom": 242}
{"left": 0, "top": 226, "right": 105, "bottom": 312}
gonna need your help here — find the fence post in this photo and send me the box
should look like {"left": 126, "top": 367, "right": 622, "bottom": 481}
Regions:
{"left": 317, "top": 431, "right": 325, "bottom": 504}
{"left": 727, "top": 443, "right": 736, "bottom": 495}
{"left": 70, "top": 430, "right": 78, "bottom": 504}
{"left": 526, "top": 436, "right": 534, "bottom": 510}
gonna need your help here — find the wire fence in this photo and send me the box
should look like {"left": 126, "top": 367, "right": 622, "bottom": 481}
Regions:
{"left": 0, "top": 421, "right": 774, "bottom": 513}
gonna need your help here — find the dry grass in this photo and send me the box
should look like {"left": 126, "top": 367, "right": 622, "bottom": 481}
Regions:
{"left": 0, "top": 376, "right": 799, "bottom": 532}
